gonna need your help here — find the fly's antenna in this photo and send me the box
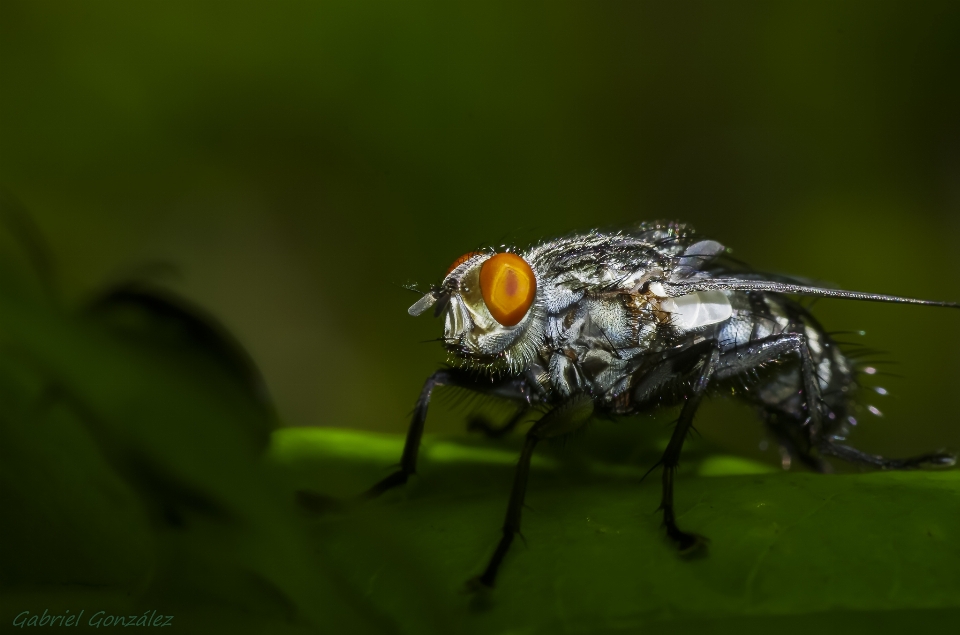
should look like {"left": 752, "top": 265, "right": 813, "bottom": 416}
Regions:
{"left": 663, "top": 278, "right": 960, "bottom": 309}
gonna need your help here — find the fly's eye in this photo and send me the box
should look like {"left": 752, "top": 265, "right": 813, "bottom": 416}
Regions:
{"left": 446, "top": 251, "right": 482, "bottom": 276}
{"left": 479, "top": 253, "right": 536, "bottom": 326}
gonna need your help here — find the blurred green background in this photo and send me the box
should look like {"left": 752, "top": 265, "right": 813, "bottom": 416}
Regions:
{"left": 2, "top": 0, "right": 959, "bottom": 463}
{"left": 4, "top": 2, "right": 960, "bottom": 634}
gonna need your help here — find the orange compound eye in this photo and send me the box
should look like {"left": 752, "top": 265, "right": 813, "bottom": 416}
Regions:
{"left": 479, "top": 253, "right": 536, "bottom": 326}
{"left": 446, "top": 251, "right": 482, "bottom": 276}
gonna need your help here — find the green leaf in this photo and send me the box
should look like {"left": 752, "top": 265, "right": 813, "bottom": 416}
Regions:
{"left": 272, "top": 426, "right": 960, "bottom": 634}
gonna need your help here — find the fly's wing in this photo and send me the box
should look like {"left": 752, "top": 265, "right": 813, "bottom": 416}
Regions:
{"left": 669, "top": 239, "right": 726, "bottom": 279}
{"left": 647, "top": 239, "right": 959, "bottom": 333}
{"left": 653, "top": 240, "right": 735, "bottom": 330}
{"left": 661, "top": 277, "right": 960, "bottom": 309}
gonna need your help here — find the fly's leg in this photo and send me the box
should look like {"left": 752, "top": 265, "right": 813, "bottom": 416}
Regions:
{"left": 819, "top": 443, "right": 956, "bottom": 470}
{"left": 471, "top": 395, "right": 595, "bottom": 589}
{"left": 715, "top": 332, "right": 828, "bottom": 468}
{"left": 362, "top": 369, "right": 454, "bottom": 499}
{"left": 714, "top": 333, "right": 956, "bottom": 471}
{"left": 715, "top": 332, "right": 826, "bottom": 437}
{"left": 362, "top": 370, "right": 533, "bottom": 500}
{"left": 473, "top": 433, "right": 537, "bottom": 590}
{"left": 468, "top": 405, "right": 529, "bottom": 439}
{"left": 657, "top": 347, "right": 719, "bottom": 552}
{"left": 657, "top": 332, "right": 829, "bottom": 548}
{"left": 635, "top": 333, "right": 828, "bottom": 549}
{"left": 762, "top": 412, "right": 831, "bottom": 473}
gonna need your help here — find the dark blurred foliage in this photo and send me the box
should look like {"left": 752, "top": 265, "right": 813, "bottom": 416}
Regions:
{"left": 2, "top": 0, "right": 959, "bottom": 463}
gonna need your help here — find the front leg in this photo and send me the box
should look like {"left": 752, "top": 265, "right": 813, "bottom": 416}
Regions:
{"left": 363, "top": 369, "right": 532, "bottom": 500}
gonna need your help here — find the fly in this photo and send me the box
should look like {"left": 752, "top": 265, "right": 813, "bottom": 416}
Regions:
{"left": 362, "top": 221, "right": 958, "bottom": 589}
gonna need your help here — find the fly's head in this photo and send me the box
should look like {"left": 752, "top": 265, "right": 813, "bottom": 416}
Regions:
{"left": 408, "top": 250, "right": 544, "bottom": 372}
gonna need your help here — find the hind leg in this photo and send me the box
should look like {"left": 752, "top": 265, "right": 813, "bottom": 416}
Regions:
{"left": 715, "top": 332, "right": 846, "bottom": 472}
{"left": 716, "top": 333, "right": 955, "bottom": 472}
{"left": 819, "top": 442, "right": 955, "bottom": 470}
{"left": 763, "top": 412, "right": 832, "bottom": 473}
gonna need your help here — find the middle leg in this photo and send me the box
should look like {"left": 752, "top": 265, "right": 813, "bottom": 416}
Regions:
{"left": 472, "top": 395, "right": 595, "bottom": 589}
{"left": 657, "top": 346, "right": 720, "bottom": 552}
{"left": 468, "top": 405, "right": 530, "bottom": 439}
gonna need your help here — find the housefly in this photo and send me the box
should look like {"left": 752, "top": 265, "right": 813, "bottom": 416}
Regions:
{"left": 363, "top": 221, "right": 957, "bottom": 589}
